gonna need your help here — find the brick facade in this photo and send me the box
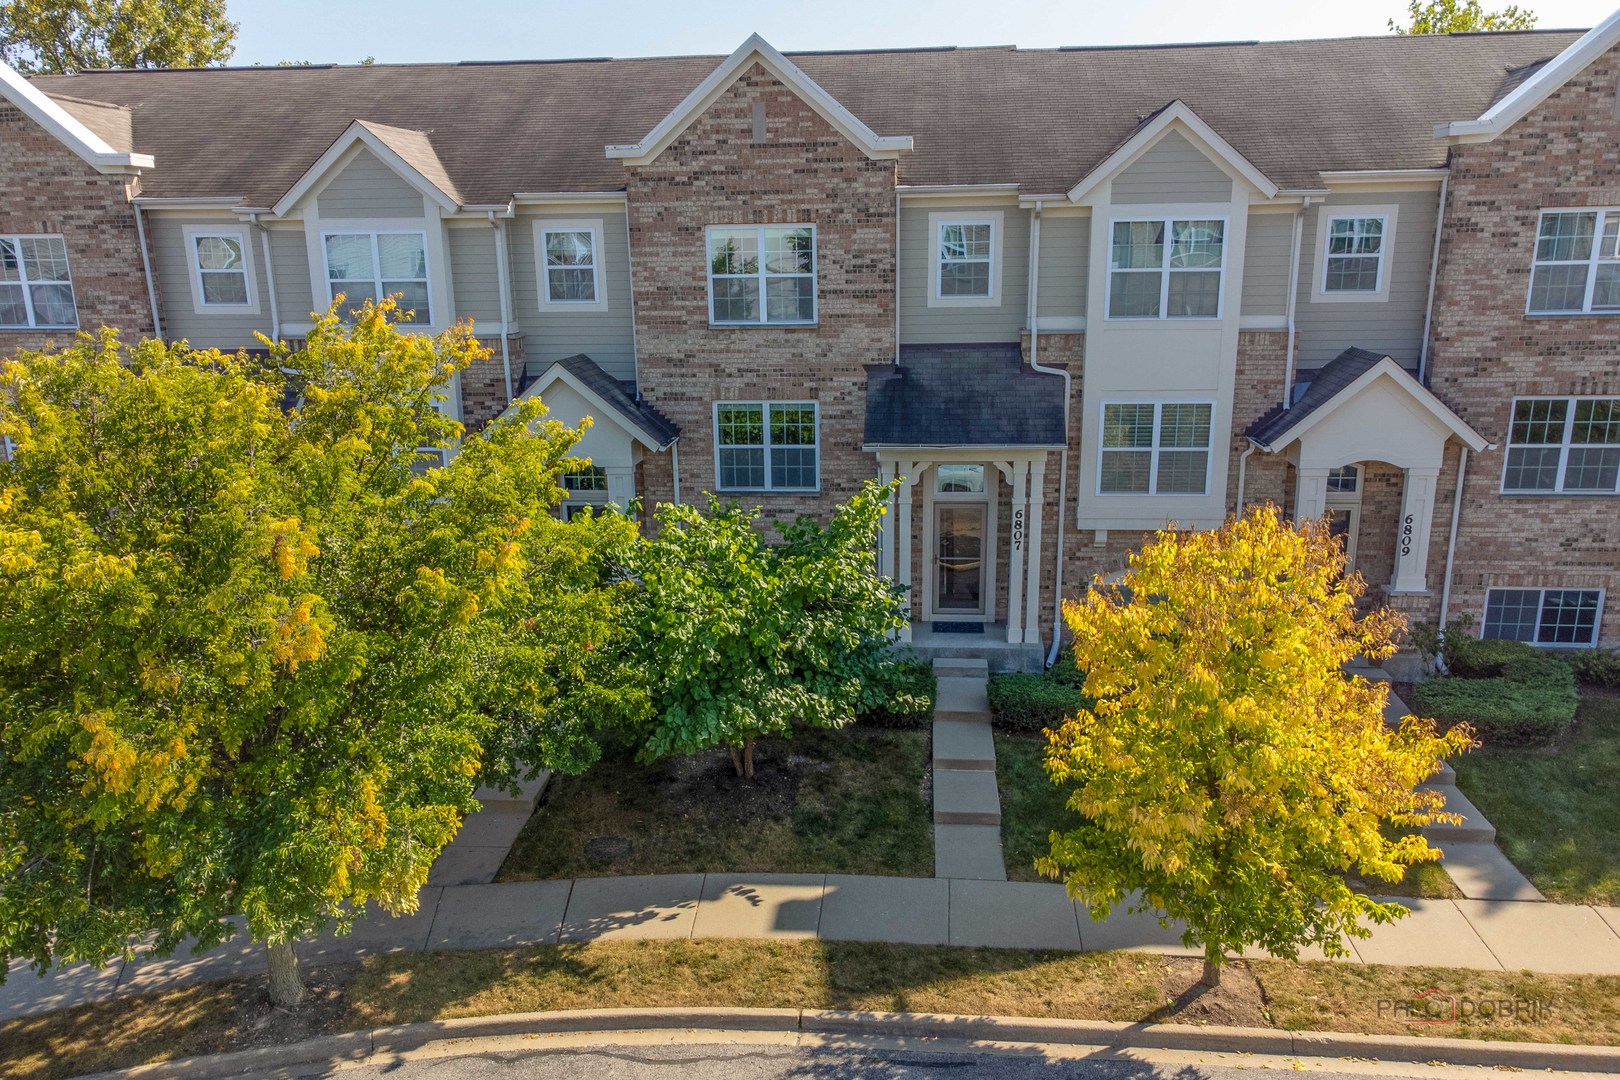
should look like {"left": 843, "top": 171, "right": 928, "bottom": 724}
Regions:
{"left": 1427, "top": 44, "right": 1620, "bottom": 645}
{"left": 0, "top": 103, "right": 152, "bottom": 357}
{"left": 623, "top": 63, "right": 897, "bottom": 521}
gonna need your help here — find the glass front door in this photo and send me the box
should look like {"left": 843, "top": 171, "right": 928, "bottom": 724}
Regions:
{"left": 935, "top": 504, "right": 986, "bottom": 614}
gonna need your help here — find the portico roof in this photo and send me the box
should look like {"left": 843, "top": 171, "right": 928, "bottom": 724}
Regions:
{"left": 863, "top": 344, "right": 1066, "bottom": 450}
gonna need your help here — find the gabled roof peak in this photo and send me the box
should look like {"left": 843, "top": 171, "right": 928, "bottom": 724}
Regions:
{"left": 0, "top": 58, "right": 150, "bottom": 171}
{"left": 1066, "top": 98, "right": 1278, "bottom": 203}
{"left": 271, "top": 117, "right": 463, "bottom": 217}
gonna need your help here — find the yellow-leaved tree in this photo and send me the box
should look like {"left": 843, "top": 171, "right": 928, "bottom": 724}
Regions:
{"left": 1039, "top": 505, "right": 1474, "bottom": 987}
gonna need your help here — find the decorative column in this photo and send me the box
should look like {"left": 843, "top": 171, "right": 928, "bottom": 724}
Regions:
{"left": 1023, "top": 455, "right": 1047, "bottom": 647}
{"left": 1390, "top": 466, "right": 1440, "bottom": 594}
{"left": 1003, "top": 460, "right": 1028, "bottom": 644}
{"left": 877, "top": 459, "right": 900, "bottom": 580}
{"left": 1294, "top": 466, "right": 1331, "bottom": 523}
{"left": 895, "top": 461, "right": 927, "bottom": 642}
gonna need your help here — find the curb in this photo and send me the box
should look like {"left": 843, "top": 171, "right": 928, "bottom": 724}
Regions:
{"left": 74, "top": 1006, "right": 1620, "bottom": 1078}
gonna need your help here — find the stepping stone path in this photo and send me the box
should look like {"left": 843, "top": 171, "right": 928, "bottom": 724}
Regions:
{"left": 1361, "top": 668, "right": 1544, "bottom": 902}
{"left": 931, "top": 658, "right": 1007, "bottom": 881}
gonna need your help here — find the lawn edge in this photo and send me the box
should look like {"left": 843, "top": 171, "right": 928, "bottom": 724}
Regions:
{"left": 72, "top": 1006, "right": 1620, "bottom": 1078}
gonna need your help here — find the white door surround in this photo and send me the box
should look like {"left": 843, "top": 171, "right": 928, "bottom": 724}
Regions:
{"left": 923, "top": 466, "right": 997, "bottom": 622}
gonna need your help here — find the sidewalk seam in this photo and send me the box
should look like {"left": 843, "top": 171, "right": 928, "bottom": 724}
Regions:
{"left": 1449, "top": 898, "right": 1509, "bottom": 972}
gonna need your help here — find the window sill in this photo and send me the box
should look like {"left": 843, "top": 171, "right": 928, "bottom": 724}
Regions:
{"left": 1101, "top": 316, "right": 1223, "bottom": 324}
{"left": 1524, "top": 311, "right": 1620, "bottom": 319}
{"left": 708, "top": 322, "right": 820, "bottom": 330}
{"left": 1499, "top": 490, "right": 1620, "bottom": 497}
{"left": 0, "top": 324, "right": 79, "bottom": 332}
{"left": 714, "top": 488, "right": 822, "bottom": 496}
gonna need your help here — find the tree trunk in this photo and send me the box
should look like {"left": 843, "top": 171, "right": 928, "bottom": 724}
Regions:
{"left": 743, "top": 738, "right": 755, "bottom": 779}
{"left": 730, "top": 747, "right": 744, "bottom": 777}
{"left": 266, "top": 940, "right": 309, "bottom": 1007}
{"left": 1200, "top": 944, "right": 1222, "bottom": 988}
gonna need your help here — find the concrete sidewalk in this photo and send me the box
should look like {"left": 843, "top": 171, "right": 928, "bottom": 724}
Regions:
{"left": 6, "top": 873, "right": 1620, "bottom": 1023}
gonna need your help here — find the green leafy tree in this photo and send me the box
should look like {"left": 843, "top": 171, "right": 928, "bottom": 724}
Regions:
{"left": 0, "top": 0, "right": 236, "bottom": 73}
{"left": 1390, "top": 0, "right": 1537, "bottom": 34}
{"left": 628, "top": 483, "right": 911, "bottom": 777}
{"left": 0, "top": 299, "right": 644, "bottom": 1005}
{"left": 1040, "top": 505, "right": 1475, "bottom": 987}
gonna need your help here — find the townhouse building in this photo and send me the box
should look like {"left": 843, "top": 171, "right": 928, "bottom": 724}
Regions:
{"left": 2, "top": 17, "right": 1618, "bottom": 668}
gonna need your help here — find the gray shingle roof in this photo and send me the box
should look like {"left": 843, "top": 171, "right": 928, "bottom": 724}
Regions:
{"left": 29, "top": 30, "right": 1583, "bottom": 204}
{"left": 519, "top": 353, "right": 679, "bottom": 448}
{"left": 865, "top": 344, "right": 1066, "bottom": 448}
{"left": 354, "top": 120, "right": 463, "bottom": 204}
{"left": 1247, "top": 347, "right": 1385, "bottom": 448}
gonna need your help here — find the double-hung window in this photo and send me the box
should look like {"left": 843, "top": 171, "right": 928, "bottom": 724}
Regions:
{"left": 1317, "top": 210, "right": 1395, "bottom": 299}
{"left": 1484, "top": 588, "right": 1604, "bottom": 647}
{"left": 1527, "top": 209, "right": 1620, "bottom": 314}
{"left": 929, "top": 211, "right": 1001, "bottom": 305}
{"left": 714, "top": 402, "right": 818, "bottom": 491}
{"left": 1502, "top": 397, "right": 1620, "bottom": 494}
{"left": 707, "top": 225, "right": 816, "bottom": 325}
{"left": 184, "top": 226, "right": 257, "bottom": 311}
{"left": 0, "top": 235, "right": 77, "bottom": 329}
{"left": 537, "top": 220, "right": 604, "bottom": 307}
{"left": 1108, "top": 218, "right": 1224, "bottom": 319}
{"left": 323, "top": 231, "right": 430, "bottom": 322}
{"left": 1098, "top": 402, "right": 1213, "bottom": 495}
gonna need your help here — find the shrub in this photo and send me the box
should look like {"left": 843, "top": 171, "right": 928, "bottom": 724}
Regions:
{"left": 988, "top": 673, "right": 1089, "bottom": 733}
{"left": 1560, "top": 648, "right": 1620, "bottom": 689}
{"left": 858, "top": 657, "right": 936, "bottom": 729}
{"left": 1414, "top": 635, "right": 1578, "bottom": 746}
{"left": 1047, "top": 645, "right": 1088, "bottom": 689}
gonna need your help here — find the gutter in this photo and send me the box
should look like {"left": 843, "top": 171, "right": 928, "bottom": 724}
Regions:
{"left": 1283, "top": 196, "right": 1308, "bottom": 408}
{"left": 131, "top": 200, "right": 163, "bottom": 339}
{"left": 488, "top": 210, "right": 514, "bottom": 402}
{"left": 1025, "top": 200, "right": 1071, "bottom": 668}
{"left": 251, "top": 213, "right": 280, "bottom": 343}
{"left": 1418, "top": 170, "right": 1449, "bottom": 386}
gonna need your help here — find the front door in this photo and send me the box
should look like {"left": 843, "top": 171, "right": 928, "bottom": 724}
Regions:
{"left": 935, "top": 503, "right": 987, "bottom": 615}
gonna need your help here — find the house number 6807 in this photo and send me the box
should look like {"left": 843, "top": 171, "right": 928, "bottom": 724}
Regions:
{"left": 1013, "top": 507, "right": 1026, "bottom": 552}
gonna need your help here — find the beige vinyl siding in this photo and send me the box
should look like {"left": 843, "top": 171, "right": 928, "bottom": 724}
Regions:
{"left": 268, "top": 228, "right": 314, "bottom": 323}
{"left": 1035, "top": 213, "right": 1089, "bottom": 320}
{"left": 898, "top": 202, "right": 1028, "bottom": 343}
{"left": 509, "top": 210, "right": 635, "bottom": 383}
{"left": 1294, "top": 187, "right": 1439, "bottom": 369}
{"left": 315, "top": 148, "right": 427, "bottom": 219}
{"left": 1241, "top": 212, "right": 1294, "bottom": 317}
{"left": 1110, "top": 131, "right": 1233, "bottom": 205}
{"left": 446, "top": 224, "right": 501, "bottom": 329}
{"left": 148, "top": 212, "right": 270, "bottom": 349}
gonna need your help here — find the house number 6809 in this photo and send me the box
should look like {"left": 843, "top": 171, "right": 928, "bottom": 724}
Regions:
{"left": 1013, "top": 507, "right": 1026, "bottom": 552}
{"left": 1399, "top": 514, "right": 1414, "bottom": 558}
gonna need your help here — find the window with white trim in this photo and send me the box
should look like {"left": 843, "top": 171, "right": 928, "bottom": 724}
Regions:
{"left": 0, "top": 235, "right": 77, "bottom": 328}
{"left": 1108, "top": 218, "right": 1224, "bottom": 319}
{"left": 189, "top": 231, "right": 252, "bottom": 307}
{"left": 1322, "top": 216, "right": 1387, "bottom": 293}
{"left": 715, "top": 402, "right": 818, "bottom": 491}
{"left": 1326, "top": 465, "right": 1360, "bottom": 493}
{"left": 1483, "top": 587, "right": 1603, "bottom": 647}
{"left": 537, "top": 220, "right": 603, "bottom": 306}
{"left": 707, "top": 225, "right": 815, "bottom": 325}
{"left": 937, "top": 219, "right": 993, "bottom": 298}
{"left": 1098, "top": 402, "right": 1213, "bottom": 495}
{"left": 1528, "top": 209, "right": 1620, "bottom": 314}
{"left": 1502, "top": 397, "right": 1620, "bottom": 494}
{"left": 323, "top": 231, "right": 430, "bottom": 322}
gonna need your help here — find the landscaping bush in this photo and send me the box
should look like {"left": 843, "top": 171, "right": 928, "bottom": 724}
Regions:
{"left": 1414, "top": 635, "right": 1578, "bottom": 746}
{"left": 857, "top": 657, "right": 936, "bottom": 729}
{"left": 1561, "top": 648, "right": 1620, "bottom": 689}
{"left": 988, "top": 673, "right": 1089, "bottom": 733}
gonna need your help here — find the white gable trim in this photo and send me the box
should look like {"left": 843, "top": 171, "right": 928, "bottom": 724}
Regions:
{"left": 272, "top": 121, "right": 460, "bottom": 218}
{"left": 513, "top": 362, "right": 674, "bottom": 451}
{"left": 1066, "top": 100, "right": 1278, "bottom": 203}
{"left": 1436, "top": 14, "right": 1620, "bottom": 142}
{"left": 1260, "top": 356, "right": 1489, "bottom": 453}
{"left": 0, "top": 61, "right": 151, "bottom": 172}
{"left": 604, "top": 33, "right": 912, "bottom": 165}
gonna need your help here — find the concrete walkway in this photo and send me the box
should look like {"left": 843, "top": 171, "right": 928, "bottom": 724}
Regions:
{"left": 426, "top": 772, "right": 551, "bottom": 887}
{"left": 930, "top": 657, "right": 1007, "bottom": 881}
{"left": 6, "top": 874, "right": 1620, "bottom": 1023}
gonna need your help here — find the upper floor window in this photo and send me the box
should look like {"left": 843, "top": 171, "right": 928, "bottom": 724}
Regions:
{"left": 1108, "top": 218, "right": 1224, "bottom": 319}
{"left": 1503, "top": 397, "right": 1620, "bottom": 494}
{"left": 183, "top": 225, "right": 260, "bottom": 314}
{"left": 537, "top": 220, "right": 605, "bottom": 309}
{"left": 1484, "top": 587, "right": 1603, "bottom": 647}
{"left": 707, "top": 225, "right": 816, "bottom": 326}
{"left": 1098, "top": 401, "right": 1213, "bottom": 495}
{"left": 1528, "top": 209, "right": 1620, "bottom": 314}
{"left": 929, "top": 211, "right": 1002, "bottom": 307}
{"left": 1315, "top": 208, "right": 1397, "bottom": 302}
{"left": 323, "top": 230, "right": 430, "bottom": 322}
{"left": 715, "top": 401, "right": 818, "bottom": 491}
{"left": 0, "top": 235, "right": 77, "bottom": 329}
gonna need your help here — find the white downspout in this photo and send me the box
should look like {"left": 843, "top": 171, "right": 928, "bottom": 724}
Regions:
{"left": 488, "top": 211, "right": 514, "bottom": 402}
{"left": 1283, "top": 197, "right": 1308, "bottom": 408}
{"left": 669, "top": 440, "right": 681, "bottom": 505}
{"left": 1418, "top": 172, "right": 1450, "bottom": 386}
{"left": 1436, "top": 446, "right": 1469, "bottom": 660}
{"left": 1235, "top": 443, "right": 1255, "bottom": 512}
{"left": 253, "top": 215, "right": 280, "bottom": 344}
{"left": 131, "top": 201, "right": 162, "bottom": 339}
{"left": 1026, "top": 201, "right": 1071, "bottom": 667}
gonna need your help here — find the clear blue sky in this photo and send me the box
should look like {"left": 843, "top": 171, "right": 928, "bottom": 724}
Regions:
{"left": 228, "top": 0, "right": 1617, "bottom": 66}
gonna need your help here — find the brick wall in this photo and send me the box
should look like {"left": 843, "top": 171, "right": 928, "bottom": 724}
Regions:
{"left": 1229, "top": 330, "right": 1291, "bottom": 512}
{"left": 1428, "top": 44, "right": 1620, "bottom": 645}
{"left": 624, "top": 63, "right": 896, "bottom": 520}
{"left": 0, "top": 103, "right": 152, "bottom": 358}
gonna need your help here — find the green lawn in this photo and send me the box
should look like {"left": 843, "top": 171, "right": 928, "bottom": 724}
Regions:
{"left": 1455, "top": 691, "right": 1620, "bottom": 905}
{"left": 497, "top": 726, "right": 933, "bottom": 880}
